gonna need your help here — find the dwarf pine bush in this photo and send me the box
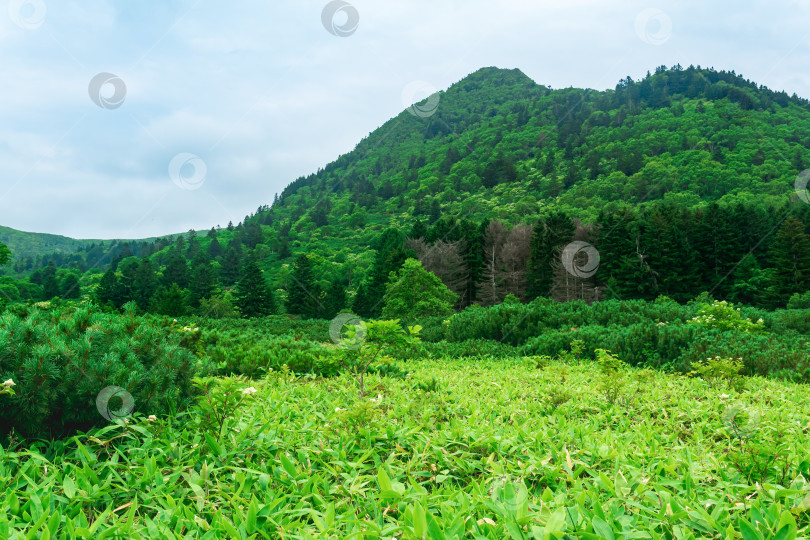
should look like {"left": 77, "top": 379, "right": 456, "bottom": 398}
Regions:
{"left": 0, "top": 302, "right": 199, "bottom": 439}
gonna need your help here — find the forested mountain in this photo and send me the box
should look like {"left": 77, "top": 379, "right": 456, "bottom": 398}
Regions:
{"left": 3, "top": 64, "right": 810, "bottom": 314}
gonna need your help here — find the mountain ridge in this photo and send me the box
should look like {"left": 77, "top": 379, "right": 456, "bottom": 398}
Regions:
{"left": 4, "top": 64, "right": 810, "bottom": 271}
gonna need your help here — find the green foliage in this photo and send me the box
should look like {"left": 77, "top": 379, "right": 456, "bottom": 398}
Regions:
{"left": 0, "top": 303, "right": 199, "bottom": 439}
{"left": 689, "top": 355, "right": 746, "bottom": 391}
{"left": 381, "top": 258, "right": 457, "bottom": 322}
{"left": 191, "top": 375, "right": 257, "bottom": 443}
{"left": 787, "top": 291, "right": 810, "bottom": 309}
{"left": 595, "top": 348, "right": 626, "bottom": 404}
{"left": 341, "top": 319, "right": 421, "bottom": 398}
{"left": 234, "top": 257, "right": 276, "bottom": 318}
{"left": 687, "top": 300, "right": 767, "bottom": 333}
{"left": 0, "top": 241, "right": 11, "bottom": 266}
{"left": 199, "top": 291, "right": 238, "bottom": 319}
{"left": 3, "top": 355, "right": 810, "bottom": 537}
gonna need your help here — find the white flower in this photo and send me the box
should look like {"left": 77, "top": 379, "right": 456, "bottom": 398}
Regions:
{"left": 369, "top": 394, "right": 383, "bottom": 402}
{"left": 719, "top": 393, "right": 730, "bottom": 399}
{"left": 147, "top": 414, "right": 157, "bottom": 421}
{"left": 335, "top": 407, "right": 346, "bottom": 412}
{"left": 757, "top": 318, "right": 764, "bottom": 324}
{"left": 2, "top": 379, "right": 15, "bottom": 387}
{"left": 242, "top": 387, "right": 257, "bottom": 395}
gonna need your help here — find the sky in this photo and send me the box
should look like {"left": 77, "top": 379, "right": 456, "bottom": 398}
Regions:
{"left": 1, "top": 0, "right": 809, "bottom": 239}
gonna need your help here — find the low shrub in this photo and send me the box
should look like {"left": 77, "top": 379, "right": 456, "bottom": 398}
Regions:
{"left": 0, "top": 302, "right": 200, "bottom": 439}
{"left": 421, "top": 339, "right": 522, "bottom": 359}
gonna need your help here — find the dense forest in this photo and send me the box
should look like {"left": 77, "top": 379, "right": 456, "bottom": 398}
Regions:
{"left": 2, "top": 64, "right": 810, "bottom": 315}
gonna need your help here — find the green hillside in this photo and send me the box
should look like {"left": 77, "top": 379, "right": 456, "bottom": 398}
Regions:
{"left": 2, "top": 64, "right": 810, "bottom": 313}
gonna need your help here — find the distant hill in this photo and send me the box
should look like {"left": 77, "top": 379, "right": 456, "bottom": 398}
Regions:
{"left": 0, "top": 226, "right": 98, "bottom": 259}
{"left": 3, "top": 64, "right": 810, "bottom": 308}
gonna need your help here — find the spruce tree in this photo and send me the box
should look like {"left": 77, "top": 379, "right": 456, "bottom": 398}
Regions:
{"left": 132, "top": 258, "right": 158, "bottom": 311}
{"left": 526, "top": 211, "right": 574, "bottom": 300}
{"left": 96, "top": 267, "right": 118, "bottom": 307}
{"left": 768, "top": 217, "right": 810, "bottom": 306}
{"left": 234, "top": 257, "right": 276, "bottom": 318}
{"left": 161, "top": 249, "right": 189, "bottom": 289}
{"left": 286, "top": 254, "right": 321, "bottom": 318}
{"left": 150, "top": 284, "right": 189, "bottom": 316}
{"left": 189, "top": 253, "right": 216, "bottom": 308}
{"left": 60, "top": 274, "right": 81, "bottom": 299}
{"left": 0, "top": 241, "right": 10, "bottom": 266}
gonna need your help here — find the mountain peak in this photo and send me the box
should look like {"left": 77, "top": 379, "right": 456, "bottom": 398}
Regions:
{"left": 450, "top": 66, "right": 537, "bottom": 91}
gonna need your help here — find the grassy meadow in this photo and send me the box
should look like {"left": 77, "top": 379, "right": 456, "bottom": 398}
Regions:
{"left": 2, "top": 347, "right": 810, "bottom": 538}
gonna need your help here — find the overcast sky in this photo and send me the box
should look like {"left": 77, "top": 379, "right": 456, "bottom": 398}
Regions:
{"left": 1, "top": 0, "right": 809, "bottom": 239}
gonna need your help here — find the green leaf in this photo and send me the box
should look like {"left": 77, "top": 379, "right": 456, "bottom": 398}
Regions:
{"left": 738, "top": 518, "right": 763, "bottom": 540}
{"left": 280, "top": 453, "right": 298, "bottom": 478}
{"left": 203, "top": 432, "right": 223, "bottom": 458}
{"left": 413, "top": 502, "right": 427, "bottom": 538}
{"left": 378, "top": 467, "right": 393, "bottom": 492}
{"left": 591, "top": 517, "right": 614, "bottom": 540}
{"left": 246, "top": 497, "right": 258, "bottom": 534}
{"left": 63, "top": 477, "right": 76, "bottom": 500}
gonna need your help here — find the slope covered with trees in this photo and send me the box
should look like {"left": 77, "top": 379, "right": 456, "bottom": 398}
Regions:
{"left": 2, "top": 65, "right": 810, "bottom": 314}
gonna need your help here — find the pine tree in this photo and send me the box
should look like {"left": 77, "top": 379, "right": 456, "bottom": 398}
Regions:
{"left": 150, "top": 284, "right": 189, "bottom": 316}
{"left": 60, "top": 274, "right": 81, "bottom": 299}
{"left": 234, "top": 257, "right": 276, "bottom": 318}
{"left": 220, "top": 246, "right": 242, "bottom": 286}
{"left": 526, "top": 211, "right": 574, "bottom": 300}
{"left": 0, "top": 241, "right": 10, "bottom": 266}
{"left": 132, "top": 258, "right": 158, "bottom": 311}
{"left": 353, "top": 228, "right": 414, "bottom": 318}
{"left": 207, "top": 236, "right": 224, "bottom": 259}
{"left": 767, "top": 217, "right": 810, "bottom": 306}
{"left": 161, "top": 249, "right": 189, "bottom": 289}
{"left": 189, "top": 253, "right": 216, "bottom": 308}
{"left": 286, "top": 254, "right": 321, "bottom": 319}
{"left": 323, "top": 279, "right": 347, "bottom": 320}
{"left": 96, "top": 267, "right": 118, "bottom": 307}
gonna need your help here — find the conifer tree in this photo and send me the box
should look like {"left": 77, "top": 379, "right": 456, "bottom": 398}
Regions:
{"left": 234, "top": 256, "right": 276, "bottom": 318}
{"left": 767, "top": 216, "right": 810, "bottom": 306}
{"left": 286, "top": 254, "right": 321, "bottom": 319}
